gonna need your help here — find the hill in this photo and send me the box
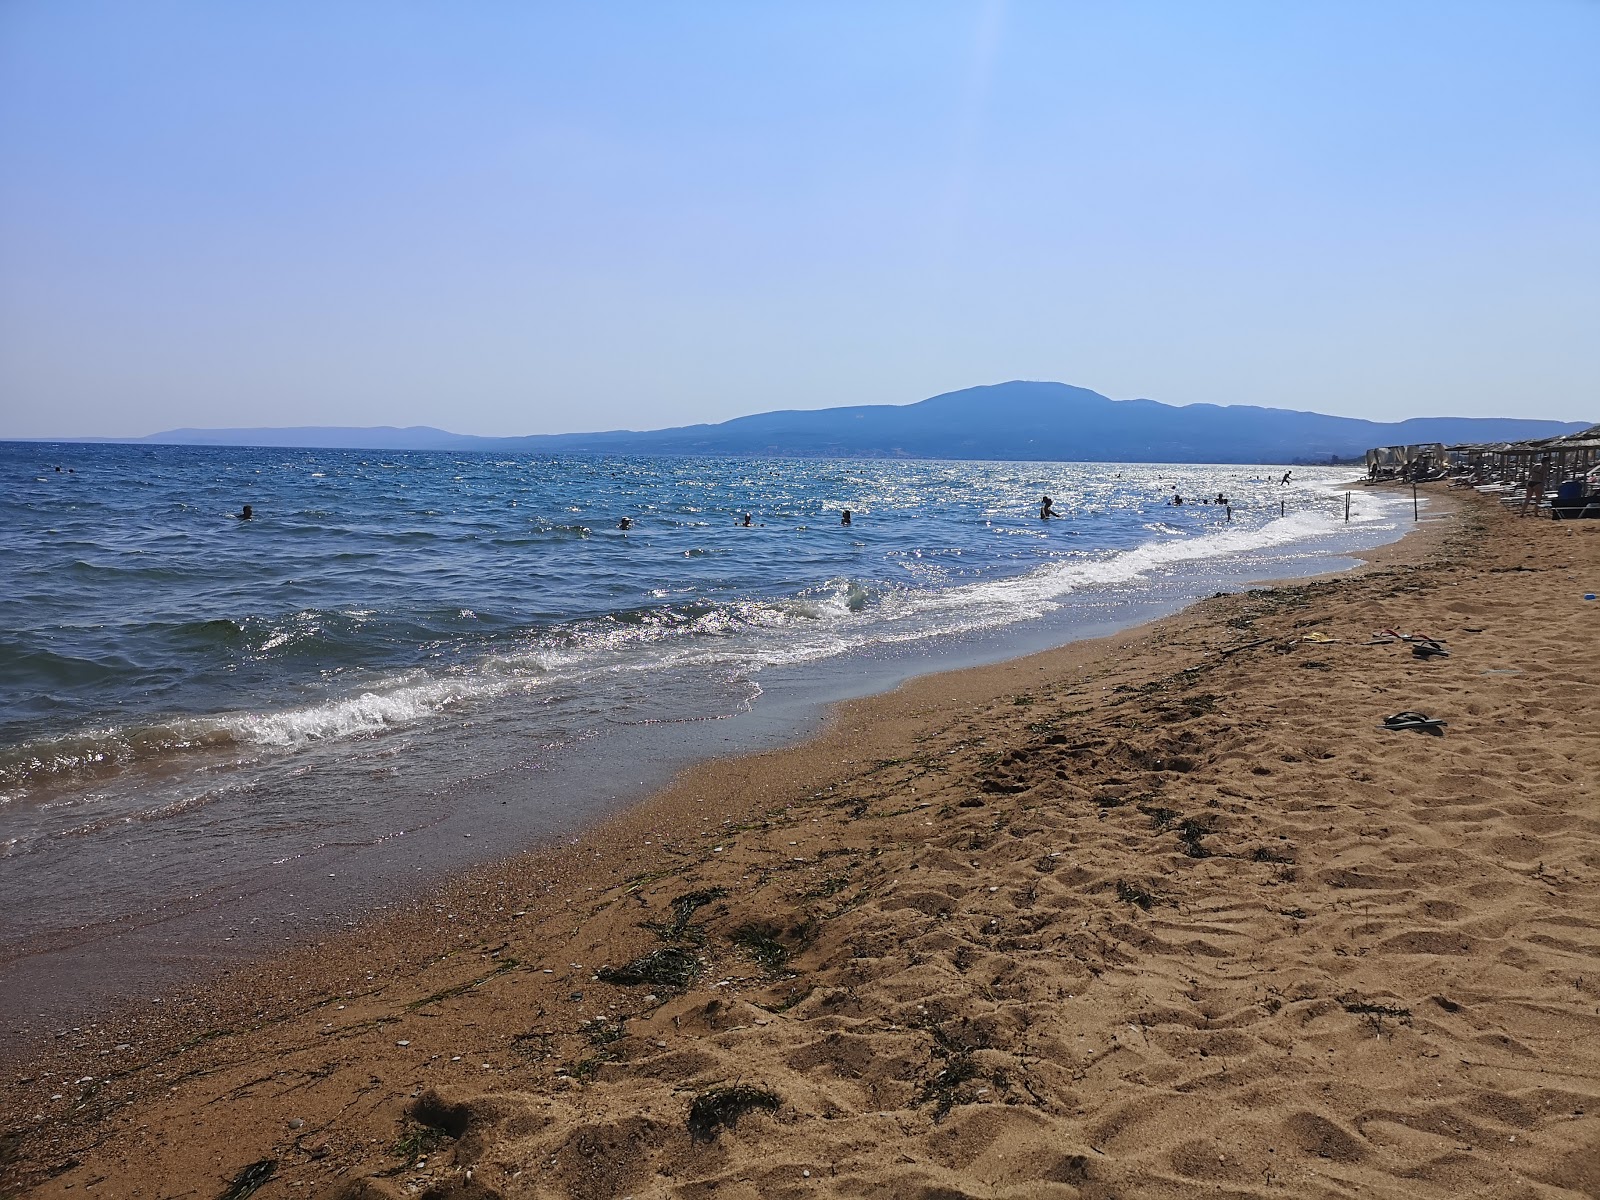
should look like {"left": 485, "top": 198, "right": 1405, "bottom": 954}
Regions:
{"left": 117, "top": 382, "right": 1590, "bottom": 462}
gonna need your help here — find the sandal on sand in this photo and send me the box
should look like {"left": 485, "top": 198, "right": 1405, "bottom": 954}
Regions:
{"left": 1411, "top": 640, "right": 1449, "bottom": 659}
{"left": 1381, "top": 711, "right": 1446, "bottom": 734}
{"left": 1380, "top": 628, "right": 1445, "bottom": 644}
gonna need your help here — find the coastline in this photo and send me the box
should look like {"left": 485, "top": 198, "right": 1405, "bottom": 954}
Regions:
{"left": 7, "top": 484, "right": 1599, "bottom": 1198}
{"left": 0, "top": 475, "right": 1413, "bottom": 1033}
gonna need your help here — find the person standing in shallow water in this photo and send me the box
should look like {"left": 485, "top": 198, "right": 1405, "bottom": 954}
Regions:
{"left": 1039, "top": 495, "right": 1055, "bottom": 519}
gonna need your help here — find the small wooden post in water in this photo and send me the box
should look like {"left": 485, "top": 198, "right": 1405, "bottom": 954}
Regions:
{"left": 1413, "top": 483, "right": 1419, "bottom": 521}
{"left": 1280, "top": 498, "right": 1285, "bottom": 517}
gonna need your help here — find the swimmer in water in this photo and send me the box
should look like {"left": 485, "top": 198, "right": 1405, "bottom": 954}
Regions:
{"left": 617, "top": 516, "right": 632, "bottom": 530}
{"left": 1040, "top": 495, "right": 1055, "bottom": 519}
{"left": 841, "top": 509, "right": 852, "bottom": 526}
{"left": 741, "top": 513, "right": 752, "bottom": 527}
{"left": 237, "top": 504, "right": 253, "bottom": 520}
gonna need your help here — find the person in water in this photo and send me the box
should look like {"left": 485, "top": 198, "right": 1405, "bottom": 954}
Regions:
{"left": 1039, "top": 495, "right": 1055, "bottom": 519}
{"left": 617, "top": 516, "right": 632, "bottom": 530}
{"left": 237, "top": 504, "right": 253, "bottom": 520}
{"left": 1171, "top": 493, "right": 1184, "bottom": 506}
{"left": 741, "top": 512, "right": 752, "bottom": 527}
{"left": 840, "top": 509, "right": 852, "bottom": 526}
{"left": 1281, "top": 471, "right": 1292, "bottom": 486}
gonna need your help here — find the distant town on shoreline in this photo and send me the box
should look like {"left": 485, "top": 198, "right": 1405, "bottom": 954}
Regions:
{"left": 30, "top": 381, "right": 1591, "bottom": 466}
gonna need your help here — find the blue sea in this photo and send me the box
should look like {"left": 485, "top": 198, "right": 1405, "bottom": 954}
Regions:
{"left": 0, "top": 443, "right": 1413, "bottom": 1012}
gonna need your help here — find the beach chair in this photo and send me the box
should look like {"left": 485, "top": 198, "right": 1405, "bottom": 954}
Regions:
{"left": 1551, "top": 480, "right": 1590, "bottom": 520}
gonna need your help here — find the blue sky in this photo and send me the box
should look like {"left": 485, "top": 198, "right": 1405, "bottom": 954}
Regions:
{"left": 1, "top": 1, "right": 1595, "bottom": 437}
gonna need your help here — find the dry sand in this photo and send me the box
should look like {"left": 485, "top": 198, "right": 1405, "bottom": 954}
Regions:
{"left": 4, "top": 485, "right": 1599, "bottom": 1199}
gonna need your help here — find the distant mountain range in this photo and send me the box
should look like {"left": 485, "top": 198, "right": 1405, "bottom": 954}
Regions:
{"left": 64, "top": 382, "right": 1592, "bottom": 463}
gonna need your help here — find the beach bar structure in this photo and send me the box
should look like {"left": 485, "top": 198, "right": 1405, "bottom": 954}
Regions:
{"left": 1486, "top": 424, "right": 1600, "bottom": 485}
{"left": 1444, "top": 424, "right": 1600, "bottom": 487}
{"left": 1430, "top": 424, "right": 1600, "bottom": 518}
{"left": 1364, "top": 442, "right": 1445, "bottom": 481}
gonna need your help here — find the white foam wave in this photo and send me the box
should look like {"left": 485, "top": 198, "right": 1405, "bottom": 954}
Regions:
{"left": 6, "top": 486, "right": 1408, "bottom": 784}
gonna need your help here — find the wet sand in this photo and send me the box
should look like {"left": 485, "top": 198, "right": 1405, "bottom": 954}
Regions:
{"left": 5, "top": 485, "right": 1599, "bottom": 1199}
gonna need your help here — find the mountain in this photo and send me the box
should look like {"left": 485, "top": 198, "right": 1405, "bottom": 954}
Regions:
{"left": 116, "top": 382, "right": 1591, "bottom": 462}
{"left": 111, "top": 425, "right": 494, "bottom": 451}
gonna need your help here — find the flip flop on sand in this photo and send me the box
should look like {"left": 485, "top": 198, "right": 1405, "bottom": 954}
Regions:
{"left": 1411, "top": 639, "right": 1449, "bottom": 659}
{"left": 1381, "top": 711, "right": 1447, "bottom": 734}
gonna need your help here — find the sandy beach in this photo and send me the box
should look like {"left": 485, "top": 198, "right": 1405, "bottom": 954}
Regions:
{"left": 4, "top": 484, "right": 1598, "bottom": 1199}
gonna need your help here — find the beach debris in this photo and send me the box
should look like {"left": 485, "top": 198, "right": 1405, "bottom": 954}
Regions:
{"left": 1115, "top": 880, "right": 1158, "bottom": 911}
{"left": 641, "top": 887, "right": 726, "bottom": 944}
{"left": 731, "top": 923, "right": 790, "bottom": 973}
{"left": 915, "top": 1053, "right": 982, "bottom": 1121}
{"left": 1300, "top": 631, "right": 1338, "bottom": 643}
{"left": 1380, "top": 711, "right": 1447, "bottom": 735}
{"left": 1374, "top": 628, "right": 1448, "bottom": 650}
{"left": 1340, "top": 994, "right": 1413, "bottom": 1035}
{"left": 597, "top": 946, "right": 701, "bottom": 990}
{"left": 1217, "top": 637, "right": 1271, "bottom": 657}
{"left": 687, "top": 1085, "right": 782, "bottom": 1142}
{"left": 1339, "top": 996, "right": 1411, "bottom": 1020}
{"left": 217, "top": 1158, "right": 276, "bottom": 1200}
{"left": 1140, "top": 804, "right": 1180, "bottom": 830}
{"left": 1176, "top": 818, "right": 1212, "bottom": 859}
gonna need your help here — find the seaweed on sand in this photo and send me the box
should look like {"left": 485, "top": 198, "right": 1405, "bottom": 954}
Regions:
{"left": 915, "top": 1054, "right": 982, "bottom": 1121}
{"left": 1341, "top": 995, "right": 1413, "bottom": 1036}
{"left": 1140, "top": 805, "right": 1180, "bottom": 830}
{"left": 1115, "top": 880, "right": 1157, "bottom": 911}
{"left": 1340, "top": 996, "right": 1412, "bottom": 1022}
{"left": 596, "top": 946, "right": 701, "bottom": 990}
{"left": 1251, "top": 846, "right": 1295, "bottom": 864}
{"left": 218, "top": 1160, "right": 276, "bottom": 1200}
{"left": 731, "top": 923, "right": 790, "bottom": 973}
{"left": 641, "top": 887, "right": 726, "bottom": 944}
{"left": 1176, "top": 817, "right": 1212, "bottom": 858}
{"left": 686, "top": 1086, "right": 782, "bottom": 1142}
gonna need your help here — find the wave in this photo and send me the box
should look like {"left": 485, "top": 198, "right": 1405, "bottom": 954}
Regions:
{"left": 1, "top": 488, "right": 1405, "bottom": 793}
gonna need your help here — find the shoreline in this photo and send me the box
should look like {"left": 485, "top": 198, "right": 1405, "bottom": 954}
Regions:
{"left": 0, "top": 490, "right": 1425, "bottom": 1045}
{"left": 0, "top": 484, "right": 1413, "bottom": 1034}
{"left": 8, "top": 485, "right": 1600, "bottom": 1198}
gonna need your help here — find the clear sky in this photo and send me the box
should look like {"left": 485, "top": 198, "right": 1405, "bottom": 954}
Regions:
{"left": 1, "top": 1, "right": 1595, "bottom": 438}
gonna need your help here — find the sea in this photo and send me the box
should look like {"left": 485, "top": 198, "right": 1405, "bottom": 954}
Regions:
{"left": 0, "top": 443, "right": 1415, "bottom": 1023}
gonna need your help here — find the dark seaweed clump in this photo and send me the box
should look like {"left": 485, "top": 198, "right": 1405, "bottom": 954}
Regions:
{"left": 1176, "top": 818, "right": 1212, "bottom": 858}
{"left": 731, "top": 923, "right": 790, "bottom": 972}
{"left": 597, "top": 946, "right": 701, "bottom": 989}
{"left": 218, "top": 1159, "right": 277, "bottom": 1200}
{"left": 687, "top": 1085, "right": 782, "bottom": 1142}
{"left": 916, "top": 1055, "right": 981, "bottom": 1121}
{"left": 642, "top": 887, "right": 727, "bottom": 944}
{"left": 1115, "top": 880, "right": 1156, "bottom": 911}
